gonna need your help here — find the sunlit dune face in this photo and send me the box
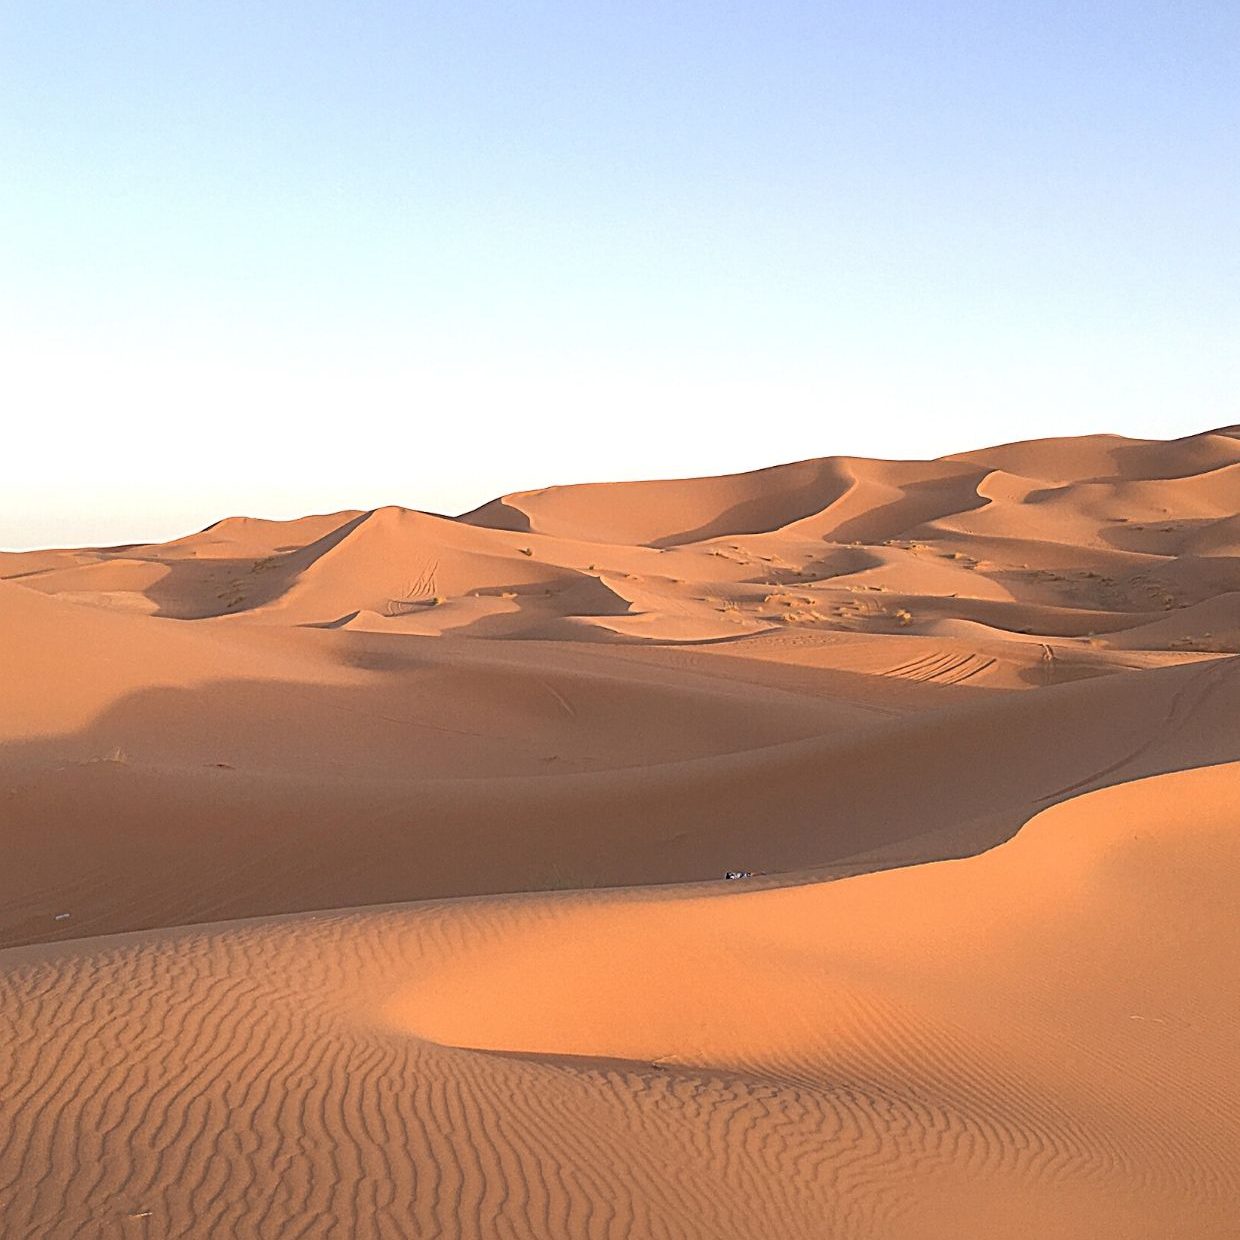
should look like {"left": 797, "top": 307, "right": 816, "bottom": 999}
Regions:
{"left": 385, "top": 764, "right": 1240, "bottom": 1074}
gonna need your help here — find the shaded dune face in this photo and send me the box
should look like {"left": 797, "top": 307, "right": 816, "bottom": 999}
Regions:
{"left": 2, "top": 426, "right": 1239, "bottom": 1239}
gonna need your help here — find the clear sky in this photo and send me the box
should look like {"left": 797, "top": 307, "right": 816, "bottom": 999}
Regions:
{"left": 2, "top": 2, "right": 1237, "bottom": 548}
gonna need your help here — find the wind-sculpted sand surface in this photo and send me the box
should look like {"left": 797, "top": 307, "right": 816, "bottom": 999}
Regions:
{"left": 2, "top": 428, "right": 1239, "bottom": 1237}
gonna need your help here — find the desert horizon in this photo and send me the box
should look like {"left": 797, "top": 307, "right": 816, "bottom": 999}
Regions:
{"left": 3, "top": 425, "right": 1239, "bottom": 1237}
{"left": 6, "top": 1, "right": 1238, "bottom": 1232}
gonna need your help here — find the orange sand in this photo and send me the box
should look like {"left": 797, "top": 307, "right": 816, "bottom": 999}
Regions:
{"left": 2, "top": 427, "right": 1238, "bottom": 1237}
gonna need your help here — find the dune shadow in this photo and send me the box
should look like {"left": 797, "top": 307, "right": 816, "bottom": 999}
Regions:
{"left": 3, "top": 648, "right": 1237, "bottom": 950}
{"left": 823, "top": 471, "right": 992, "bottom": 545}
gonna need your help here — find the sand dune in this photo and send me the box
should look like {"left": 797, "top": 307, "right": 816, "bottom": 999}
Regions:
{"left": 2, "top": 764, "right": 1236, "bottom": 1238}
{"left": 2, "top": 428, "right": 1238, "bottom": 1237}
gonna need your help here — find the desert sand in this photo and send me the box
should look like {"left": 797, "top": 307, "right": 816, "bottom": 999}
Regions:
{"left": 2, "top": 427, "right": 1239, "bottom": 1238}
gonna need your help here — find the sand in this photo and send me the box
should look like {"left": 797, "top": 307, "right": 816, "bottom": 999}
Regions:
{"left": 2, "top": 426, "right": 1238, "bottom": 1237}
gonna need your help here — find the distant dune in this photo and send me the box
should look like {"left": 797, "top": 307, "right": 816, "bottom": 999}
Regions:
{"left": 2, "top": 428, "right": 1238, "bottom": 1237}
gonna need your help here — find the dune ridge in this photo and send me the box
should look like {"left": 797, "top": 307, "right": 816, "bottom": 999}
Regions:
{"left": 2, "top": 427, "right": 1238, "bottom": 1237}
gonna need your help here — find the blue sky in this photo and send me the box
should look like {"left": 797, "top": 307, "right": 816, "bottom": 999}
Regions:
{"left": 2, "top": 2, "right": 1237, "bottom": 547}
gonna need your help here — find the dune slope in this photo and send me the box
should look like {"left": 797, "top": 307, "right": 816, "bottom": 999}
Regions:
{"left": 2, "top": 763, "right": 1236, "bottom": 1239}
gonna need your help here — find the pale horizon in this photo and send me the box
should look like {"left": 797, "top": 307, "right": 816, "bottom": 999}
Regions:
{"left": 4, "top": 2, "right": 1237, "bottom": 549}
{"left": 3, "top": 417, "right": 1237, "bottom": 553}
